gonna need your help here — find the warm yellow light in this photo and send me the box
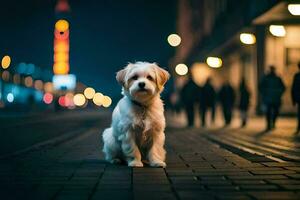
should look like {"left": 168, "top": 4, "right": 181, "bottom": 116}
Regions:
{"left": 24, "top": 76, "right": 33, "bottom": 87}
{"left": 102, "top": 96, "right": 112, "bottom": 108}
{"left": 53, "top": 62, "right": 69, "bottom": 74}
{"left": 167, "top": 34, "right": 181, "bottom": 47}
{"left": 93, "top": 92, "right": 104, "bottom": 106}
{"left": 175, "top": 64, "right": 188, "bottom": 75}
{"left": 240, "top": 33, "right": 256, "bottom": 44}
{"left": 288, "top": 4, "right": 300, "bottom": 16}
{"left": 206, "top": 57, "right": 222, "bottom": 68}
{"left": 44, "top": 82, "right": 53, "bottom": 93}
{"left": 84, "top": 87, "right": 96, "bottom": 99}
{"left": 54, "top": 52, "right": 69, "bottom": 62}
{"left": 54, "top": 42, "right": 69, "bottom": 52}
{"left": 55, "top": 19, "right": 69, "bottom": 32}
{"left": 269, "top": 25, "right": 286, "bottom": 37}
{"left": 1, "top": 55, "right": 11, "bottom": 69}
{"left": 73, "top": 94, "right": 86, "bottom": 106}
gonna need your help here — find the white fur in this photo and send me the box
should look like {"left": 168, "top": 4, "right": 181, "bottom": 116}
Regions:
{"left": 102, "top": 62, "right": 170, "bottom": 167}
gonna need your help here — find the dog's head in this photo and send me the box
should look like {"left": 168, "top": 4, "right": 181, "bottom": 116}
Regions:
{"left": 116, "top": 62, "right": 170, "bottom": 103}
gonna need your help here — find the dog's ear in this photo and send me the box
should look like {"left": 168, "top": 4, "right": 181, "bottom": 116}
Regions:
{"left": 154, "top": 64, "right": 170, "bottom": 91}
{"left": 116, "top": 68, "right": 127, "bottom": 86}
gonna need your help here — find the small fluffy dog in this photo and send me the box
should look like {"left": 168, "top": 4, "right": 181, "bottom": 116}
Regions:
{"left": 102, "top": 62, "right": 169, "bottom": 167}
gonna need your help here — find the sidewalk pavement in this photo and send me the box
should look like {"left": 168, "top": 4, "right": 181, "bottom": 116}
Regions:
{"left": 0, "top": 112, "right": 300, "bottom": 200}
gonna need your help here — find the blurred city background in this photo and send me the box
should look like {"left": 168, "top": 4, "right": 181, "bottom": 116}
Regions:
{"left": 1, "top": 0, "right": 300, "bottom": 199}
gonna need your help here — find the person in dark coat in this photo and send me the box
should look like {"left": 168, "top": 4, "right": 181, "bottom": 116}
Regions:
{"left": 292, "top": 62, "right": 300, "bottom": 133}
{"left": 199, "top": 77, "right": 216, "bottom": 127}
{"left": 238, "top": 79, "right": 251, "bottom": 127}
{"left": 180, "top": 76, "right": 200, "bottom": 127}
{"left": 259, "top": 66, "right": 285, "bottom": 130}
{"left": 219, "top": 81, "right": 235, "bottom": 126}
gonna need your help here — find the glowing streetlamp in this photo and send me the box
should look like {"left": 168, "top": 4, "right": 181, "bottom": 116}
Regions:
{"left": 269, "top": 25, "right": 286, "bottom": 37}
{"left": 175, "top": 64, "right": 188, "bottom": 75}
{"left": 84, "top": 87, "right": 95, "bottom": 99}
{"left": 288, "top": 4, "right": 300, "bottom": 16}
{"left": 167, "top": 34, "right": 181, "bottom": 47}
{"left": 240, "top": 33, "right": 256, "bottom": 45}
{"left": 73, "top": 93, "right": 86, "bottom": 106}
{"left": 1, "top": 55, "right": 11, "bottom": 69}
{"left": 206, "top": 57, "right": 222, "bottom": 68}
{"left": 93, "top": 92, "right": 104, "bottom": 106}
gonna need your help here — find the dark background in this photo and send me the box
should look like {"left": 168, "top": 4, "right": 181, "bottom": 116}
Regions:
{"left": 0, "top": 0, "right": 177, "bottom": 97}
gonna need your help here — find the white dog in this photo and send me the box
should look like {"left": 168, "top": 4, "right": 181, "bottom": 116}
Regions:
{"left": 102, "top": 62, "right": 170, "bottom": 167}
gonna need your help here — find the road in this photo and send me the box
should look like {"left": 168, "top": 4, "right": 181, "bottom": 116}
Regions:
{"left": 0, "top": 110, "right": 300, "bottom": 200}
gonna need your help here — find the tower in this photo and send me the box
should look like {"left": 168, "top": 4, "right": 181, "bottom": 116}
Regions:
{"left": 52, "top": 0, "right": 76, "bottom": 91}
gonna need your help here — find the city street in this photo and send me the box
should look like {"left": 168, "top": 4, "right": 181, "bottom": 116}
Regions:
{"left": 1, "top": 111, "right": 300, "bottom": 200}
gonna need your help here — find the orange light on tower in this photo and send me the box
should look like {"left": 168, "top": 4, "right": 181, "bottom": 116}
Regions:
{"left": 53, "top": 19, "right": 70, "bottom": 75}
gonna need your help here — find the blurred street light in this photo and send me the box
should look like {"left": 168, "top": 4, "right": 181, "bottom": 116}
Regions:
{"left": 43, "top": 93, "right": 53, "bottom": 104}
{"left": 93, "top": 92, "right": 104, "bottom": 106}
{"left": 84, "top": 87, "right": 95, "bottom": 99}
{"left": 240, "top": 33, "right": 256, "bottom": 45}
{"left": 1, "top": 55, "right": 11, "bottom": 69}
{"left": 288, "top": 4, "right": 300, "bottom": 16}
{"left": 269, "top": 25, "right": 286, "bottom": 37}
{"left": 73, "top": 93, "right": 86, "bottom": 106}
{"left": 175, "top": 64, "right": 188, "bottom": 75}
{"left": 7, "top": 93, "right": 14, "bottom": 103}
{"left": 102, "top": 96, "right": 112, "bottom": 108}
{"left": 55, "top": 19, "right": 69, "bottom": 33}
{"left": 206, "top": 57, "right": 222, "bottom": 68}
{"left": 24, "top": 76, "right": 33, "bottom": 87}
{"left": 167, "top": 34, "right": 181, "bottom": 47}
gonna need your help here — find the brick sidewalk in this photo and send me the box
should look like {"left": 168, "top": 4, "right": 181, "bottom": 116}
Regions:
{"left": 1, "top": 126, "right": 300, "bottom": 200}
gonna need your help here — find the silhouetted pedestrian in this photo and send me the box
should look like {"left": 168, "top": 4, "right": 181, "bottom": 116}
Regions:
{"left": 219, "top": 81, "right": 235, "bottom": 126}
{"left": 180, "top": 77, "right": 200, "bottom": 127}
{"left": 292, "top": 62, "right": 300, "bottom": 133}
{"left": 259, "top": 66, "right": 285, "bottom": 130}
{"left": 238, "top": 79, "right": 250, "bottom": 127}
{"left": 199, "top": 77, "right": 216, "bottom": 127}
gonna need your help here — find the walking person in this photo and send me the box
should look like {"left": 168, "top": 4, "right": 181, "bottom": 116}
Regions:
{"left": 238, "top": 79, "right": 250, "bottom": 127}
{"left": 199, "top": 77, "right": 216, "bottom": 127}
{"left": 219, "top": 81, "right": 235, "bottom": 126}
{"left": 180, "top": 76, "right": 200, "bottom": 127}
{"left": 292, "top": 62, "right": 300, "bottom": 133}
{"left": 259, "top": 66, "right": 285, "bottom": 131}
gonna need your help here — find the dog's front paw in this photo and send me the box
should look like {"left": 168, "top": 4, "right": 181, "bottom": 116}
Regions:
{"left": 128, "top": 160, "right": 143, "bottom": 167}
{"left": 150, "top": 161, "right": 166, "bottom": 168}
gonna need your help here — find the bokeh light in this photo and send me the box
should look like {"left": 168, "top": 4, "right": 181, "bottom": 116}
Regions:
{"left": 175, "top": 64, "right": 188, "bottom": 76}
{"left": 7, "top": 93, "right": 14, "bottom": 103}
{"left": 55, "top": 19, "right": 69, "bottom": 32}
{"left": 44, "top": 82, "right": 54, "bottom": 93}
{"left": 43, "top": 93, "right": 53, "bottom": 104}
{"left": 73, "top": 93, "right": 86, "bottom": 106}
{"left": 102, "top": 96, "right": 112, "bottom": 108}
{"left": 288, "top": 4, "right": 300, "bottom": 16}
{"left": 24, "top": 76, "right": 33, "bottom": 87}
{"left": 58, "top": 96, "right": 66, "bottom": 107}
{"left": 93, "top": 92, "right": 104, "bottom": 106}
{"left": 13, "top": 74, "right": 21, "bottom": 84}
{"left": 84, "top": 87, "right": 95, "bottom": 99}
{"left": 269, "top": 25, "right": 286, "bottom": 37}
{"left": 1, "top": 55, "right": 11, "bottom": 69}
{"left": 34, "top": 80, "right": 43, "bottom": 90}
{"left": 206, "top": 57, "right": 222, "bottom": 68}
{"left": 2, "top": 70, "right": 10, "bottom": 81}
{"left": 167, "top": 34, "right": 181, "bottom": 47}
{"left": 240, "top": 33, "right": 256, "bottom": 44}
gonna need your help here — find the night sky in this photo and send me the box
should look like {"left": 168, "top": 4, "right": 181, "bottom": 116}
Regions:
{"left": 0, "top": 0, "right": 177, "bottom": 97}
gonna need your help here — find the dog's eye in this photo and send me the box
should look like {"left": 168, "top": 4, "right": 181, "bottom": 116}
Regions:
{"left": 132, "top": 75, "right": 138, "bottom": 80}
{"left": 147, "top": 75, "right": 154, "bottom": 81}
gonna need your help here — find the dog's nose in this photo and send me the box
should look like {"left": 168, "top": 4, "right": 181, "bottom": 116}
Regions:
{"left": 138, "top": 82, "right": 145, "bottom": 88}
